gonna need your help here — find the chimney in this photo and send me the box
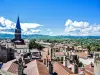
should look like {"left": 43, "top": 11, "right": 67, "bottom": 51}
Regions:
{"left": 63, "top": 55, "right": 67, "bottom": 67}
{"left": 74, "top": 62, "right": 78, "bottom": 74}
{"left": 43, "top": 58, "right": 46, "bottom": 65}
{"left": 48, "top": 61, "right": 53, "bottom": 74}
{"left": 46, "top": 59, "right": 48, "bottom": 67}
{"left": 48, "top": 49, "right": 49, "bottom": 55}
{"left": 50, "top": 48, "right": 53, "bottom": 61}
{"left": 72, "top": 61, "right": 78, "bottom": 74}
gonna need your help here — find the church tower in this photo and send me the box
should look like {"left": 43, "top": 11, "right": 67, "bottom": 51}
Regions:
{"left": 11, "top": 16, "right": 25, "bottom": 45}
{"left": 15, "top": 16, "right": 21, "bottom": 40}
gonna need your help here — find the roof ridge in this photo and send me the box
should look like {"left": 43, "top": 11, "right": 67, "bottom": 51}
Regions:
{"left": 7, "top": 62, "right": 14, "bottom": 71}
{"left": 85, "top": 69, "right": 94, "bottom": 75}
{"left": 35, "top": 60, "right": 40, "bottom": 75}
{"left": 7, "top": 62, "right": 18, "bottom": 74}
{"left": 57, "top": 62, "right": 70, "bottom": 73}
{"left": 1, "top": 59, "right": 16, "bottom": 71}
{"left": 55, "top": 62, "right": 74, "bottom": 74}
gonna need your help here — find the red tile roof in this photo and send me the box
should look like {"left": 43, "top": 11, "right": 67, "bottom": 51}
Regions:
{"left": 53, "top": 62, "right": 74, "bottom": 75}
{"left": 24, "top": 60, "right": 49, "bottom": 75}
{"left": 84, "top": 64, "right": 94, "bottom": 75}
{"left": 7, "top": 63, "right": 18, "bottom": 74}
{"left": 1, "top": 59, "right": 18, "bottom": 74}
{"left": 1, "top": 59, "right": 16, "bottom": 71}
{"left": 85, "top": 70, "right": 94, "bottom": 75}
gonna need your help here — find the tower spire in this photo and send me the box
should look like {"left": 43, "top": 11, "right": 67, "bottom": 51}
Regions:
{"left": 11, "top": 16, "right": 25, "bottom": 45}
{"left": 16, "top": 16, "right": 21, "bottom": 29}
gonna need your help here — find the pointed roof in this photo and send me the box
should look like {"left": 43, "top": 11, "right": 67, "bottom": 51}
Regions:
{"left": 53, "top": 62, "right": 74, "bottom": 75}
{"left": 24, "top": 60, "right": 49, "bottom": 75}
{"left": 16, "top": 16, "right": 21, "bottom": 29}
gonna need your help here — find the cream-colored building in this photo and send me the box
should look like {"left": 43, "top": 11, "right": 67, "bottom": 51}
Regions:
{"left": 94, "top": 52, "right": 100, "bottom": 75}
{"left": 15, "top": 45, "right": 29, "bottom": 53}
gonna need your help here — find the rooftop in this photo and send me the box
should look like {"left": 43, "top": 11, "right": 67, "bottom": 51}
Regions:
{"left": 84, "top": 64, "right": 94, "bottom": 74}
{"left": 0, "top": 70, "right": 17, "bottom": 75}
{"left": 53, "top": 62, "right": 74, "bottom": 75}
{"left": 1, "top": 59, "right": 16, "bottom": 71}
{"left": 24, "top": 60, "right": 49, "bottom": 75}
{"left": 15, "top": 44, "right": 28, "bottom": 49}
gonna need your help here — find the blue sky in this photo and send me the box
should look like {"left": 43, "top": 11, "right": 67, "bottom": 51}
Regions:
{"left": 0, "top": 0, "right": 100, "bottom": 36}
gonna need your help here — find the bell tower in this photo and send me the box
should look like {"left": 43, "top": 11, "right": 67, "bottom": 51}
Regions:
{"left": 11, "top": 16, "right": 25, "bottom": 45}
{"left": 15, "top": 16, "right": 21, "bottom": 40}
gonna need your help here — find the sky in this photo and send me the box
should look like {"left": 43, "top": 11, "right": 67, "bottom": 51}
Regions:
{"left": 0, "top": 0, "right": 100, "bottom": 36}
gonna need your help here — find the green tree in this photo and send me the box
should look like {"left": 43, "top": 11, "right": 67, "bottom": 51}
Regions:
{"left": 91, "top": 46, "right": 95, "bottom": 51}
{"left": 28, "top": 39, "right": 44, "bottom": 51}
{"left": 28, "top": 39, "right": 36, "bottom": 50}
{"left": 87, "top": 45, "right": 91, "bottom": 54}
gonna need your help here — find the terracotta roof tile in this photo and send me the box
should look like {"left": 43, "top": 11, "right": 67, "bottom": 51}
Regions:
{"left": 36, "top": 60, "right": 49, "bottom": 75}
{"left": 24, "top": 60, "right": 49, "bottom": 75}
{"left": 53, "top": 62, "right": 74, "bottom": 75}
{"left": 85, "top": 70, "right": 94, "bottom": 75}
{"left": 7, "top": 63, "right": 18, "bottom": 74}
{"left": 1, "top": 59, "right": 18, "bottom": 74}
{"left": 1, "top": 59, "right": 16, "bottom": 71}
{"left": 84, "top": 64, "right": 94, "bottom": 75}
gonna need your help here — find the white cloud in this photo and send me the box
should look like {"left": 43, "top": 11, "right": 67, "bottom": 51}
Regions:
{"left": 0, "top": 17, "right": 42, "bottom": 35}
{"left": 46, "top": 28, "right": 53, "bottom": 35}
{"left": 0, "top": 31, "right": 14, "bottom": 34}
{"left": 49, "top": 32, "right": 53, "bottom": 35}
{"left": 64, "top": 19, "right": 100, "bottom": 36}
{"left": 22, "top": 29, "right": 41, "bottom": 35}
{"left": 20, "top": 23, "right": 42, "bottom": 31}
{"left": 47, "top": 29, "right": 51, "bottom": 31}
{"left": 65, "top": 19, "right": 89, "bottom": 28}
{"left": 0, "top": 17, "right": 15, "bottom": 29}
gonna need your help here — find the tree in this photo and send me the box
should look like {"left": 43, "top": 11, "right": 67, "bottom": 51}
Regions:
{"left": 95, "top": 46, "right": 100, "bottom": 51}
{"left": 91, "top": 46, "right": 95, "bottom": 51}
{"left": 28, "top": 39, "right": 44, "bottom": 51}
{"left": 87, "top": 45, "right": 91, "bottom": 54}
{"left": 28, "top": 39, "right": 35, "bottom": 50}
{"left": 37, "top": 44, "right": 44, "bottom": 50}
{"left": 28, "top": 39, "right": 44, "bottom": 57}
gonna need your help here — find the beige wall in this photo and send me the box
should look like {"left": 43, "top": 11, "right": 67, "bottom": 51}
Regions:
{"left": 15, "top": 49, "right": 29, "bottom": 53}
{"left": 94, "top": 61, "right": 100, "bottom": 75}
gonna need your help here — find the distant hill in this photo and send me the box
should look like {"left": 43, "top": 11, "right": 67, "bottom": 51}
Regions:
{"left": 0, "top": 34, "right": 100, "bottom": 39}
